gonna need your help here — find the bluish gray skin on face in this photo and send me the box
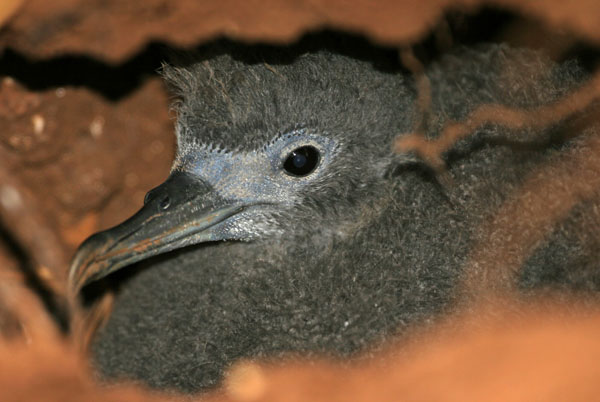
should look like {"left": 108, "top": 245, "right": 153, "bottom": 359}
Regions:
{"left": 82, "top": 42, "right": 600, "bottom": 393}
{"left": 174, "top": 129, "right": 340, "bottom": 240}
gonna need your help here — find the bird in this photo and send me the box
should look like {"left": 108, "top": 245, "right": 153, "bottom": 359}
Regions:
{"left": 68, "top": 38, "right": 599, "bottom": 393}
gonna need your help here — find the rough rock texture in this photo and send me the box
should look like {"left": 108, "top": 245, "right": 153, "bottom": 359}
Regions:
{"left": 0, "top": 77, "right": 174, "bottom": 288}
{"left": 1, "top": 0, "right": 600, "bottom": 62}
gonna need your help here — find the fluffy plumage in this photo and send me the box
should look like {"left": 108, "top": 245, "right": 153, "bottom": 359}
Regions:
{"left": 88, "top": 41, "right": 597, "bottom": 393}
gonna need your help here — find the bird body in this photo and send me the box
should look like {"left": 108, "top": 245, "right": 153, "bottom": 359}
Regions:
{"left": 69, "top": 41, "right": 599, "bottom": 392}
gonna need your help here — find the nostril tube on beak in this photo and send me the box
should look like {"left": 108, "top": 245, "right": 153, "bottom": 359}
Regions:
{"left": 159, "top": 196, "right": 171, "bottom": 210}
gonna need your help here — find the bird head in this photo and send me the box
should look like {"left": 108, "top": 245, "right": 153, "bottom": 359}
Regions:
{"left": 68, "top": 48, "right": 414, "bottom": 294}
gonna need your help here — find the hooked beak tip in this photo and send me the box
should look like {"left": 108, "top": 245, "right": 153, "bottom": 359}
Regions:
{"left": 67, "top": 203, "right": 249, "bottom": 298}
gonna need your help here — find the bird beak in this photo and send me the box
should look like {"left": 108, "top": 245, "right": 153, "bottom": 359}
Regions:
{"left": 68, "top": 172, "right": 242, "bottom": 295}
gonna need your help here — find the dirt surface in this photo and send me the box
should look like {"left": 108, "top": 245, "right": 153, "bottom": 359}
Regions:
{"left": 0, "top": 0, "right": 600, "bottom": 400}
{"left": 0, "top": 76, "right": 174, "bottom": 286}
{"left": 2, "top": 0, "right": 600, "bottom": 63}
{"left": 3, "top": 302, "right": 600, "bottom": 402}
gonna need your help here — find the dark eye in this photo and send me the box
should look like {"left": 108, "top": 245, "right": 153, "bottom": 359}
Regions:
{"left": 283, "top": 146, "right": 320, "bottom": 177}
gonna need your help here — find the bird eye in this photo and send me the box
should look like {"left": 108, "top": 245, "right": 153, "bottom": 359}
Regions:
{"left": 283, "top": 146, "right": 320, "bottom": 176}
